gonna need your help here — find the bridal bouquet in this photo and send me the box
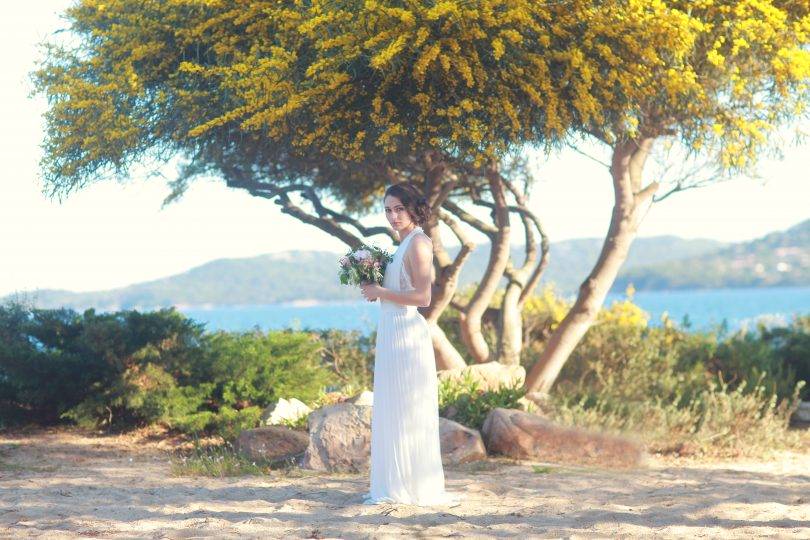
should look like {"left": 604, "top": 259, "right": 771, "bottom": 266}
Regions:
{"left": 338, "top": 245, "right": 393, "bottom": 286}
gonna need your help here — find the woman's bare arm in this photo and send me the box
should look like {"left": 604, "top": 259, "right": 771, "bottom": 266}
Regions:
{"left": 376, "top": 235, "right": 433, "bottom": 307}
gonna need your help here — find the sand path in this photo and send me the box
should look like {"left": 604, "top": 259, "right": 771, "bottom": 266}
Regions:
{"left": 1, "top": 426, "right": 808, "bottom": 539}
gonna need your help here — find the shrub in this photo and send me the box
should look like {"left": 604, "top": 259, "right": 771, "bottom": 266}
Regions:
{"left": 61, "top": 363, "right": 213, "bottom": 430}
{"left": 197, "top": 329, "right": 332, "bottom": 410}
{"left": 0, "top": 301, "right": 207, "bottom": 428}
{"left": 438, "top": 370, "right": 526, "bottom": 431}
{"left": 0, "top": 301, "right": 337, "bottom": 438}
{"left": 758, "top": 314, "right": 810, "bottom": 400}
{"left": 535, "top": 292, "right": 806, "bottom": 457}
{"left": 312, "top": 328, "right": 374, "bottom": 393}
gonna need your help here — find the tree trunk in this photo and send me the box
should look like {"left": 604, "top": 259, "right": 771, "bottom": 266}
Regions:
{"left": 420, "top": 152, "right": 473, "bottom": 370}
{"left": 422, "top": 214, "right": 471, "bottom": 370}
{"left": 495, "top": 175, "right": 550, "bottom": 366}
{"left": 458, "top": 161, "right": 512, "bottom": 363}
{"left": 524, "top": 137, "right": 659, "bottom": 396}
{"left": 497, "top": 282, "right": 524, "bottom": 365}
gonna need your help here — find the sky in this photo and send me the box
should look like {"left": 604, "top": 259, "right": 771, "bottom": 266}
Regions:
{"left": 1, "top": 2, "right": 808, "bottom": 297}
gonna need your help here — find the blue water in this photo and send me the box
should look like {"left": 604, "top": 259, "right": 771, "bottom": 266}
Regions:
{"left": 177, "top": 286, "right": 810, "bottom": 336}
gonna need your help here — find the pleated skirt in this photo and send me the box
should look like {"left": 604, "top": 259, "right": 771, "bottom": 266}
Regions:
{"left": 361, "top": 309, "right": 463, "bottom": 506}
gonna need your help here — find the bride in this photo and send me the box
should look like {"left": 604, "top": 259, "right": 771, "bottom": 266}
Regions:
{"left": 358, "top": 182, "right": 463, "bottom": 507}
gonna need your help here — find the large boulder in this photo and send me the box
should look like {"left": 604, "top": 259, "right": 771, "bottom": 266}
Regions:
{"left": 301, "top": 402, "right": 372, "bottom": 473}
{"left": 437, "top": 361, "right": 525, "bottom": 392}
{"left": 482, "top": 407, "right": 647, "bottom": 468}
{"left": 233, "top": 426, "right": 310, "bottom": 465}
{"left": 260, "top": 397, "right": 312, "bottom": 426}
{"left": 439, "top": 418, "right": 487, "bottom": 464}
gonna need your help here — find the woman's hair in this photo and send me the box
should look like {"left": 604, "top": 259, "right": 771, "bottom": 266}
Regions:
{"left": 384, "top": 182, "right": 430, "bottom": 227}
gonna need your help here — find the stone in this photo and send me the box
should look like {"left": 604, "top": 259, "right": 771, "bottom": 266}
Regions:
{"left": 347, "top": 390, "right": 373, "bottom": 406}
{"left": 481, "top": 407, "right": 647, "bottom": 468}
{"left": 437, "top": 361, "right": 526, "bottom": 392}
{"left": 439, "top": 417, "right": 487, "bottom": 464}
{"left": 233, "top": 426, "right": 309, "bottom": 465}
{"left": 301, "top": 402, "right": 372, "bottom": 473}
{"left": 260, "top": 397, "right": 312, "bottom": 426}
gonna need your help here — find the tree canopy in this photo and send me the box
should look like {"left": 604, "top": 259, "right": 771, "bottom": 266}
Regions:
{"left": 34, "top": 1, "right": 808, "bottom": 208}
{"left": 32, "top": 0, "right": 707, "bottom": 201}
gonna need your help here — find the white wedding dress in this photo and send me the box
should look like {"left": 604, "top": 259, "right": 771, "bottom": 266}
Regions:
{"left": 361, "top": 226, "right": 463, "bottom": 506}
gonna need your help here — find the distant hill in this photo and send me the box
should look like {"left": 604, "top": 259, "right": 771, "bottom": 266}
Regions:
{"left": 4, "top": 219, "right": 807, "bottom": 310}
{"left": 614, "top": 219, "right": 810, "bottom": 290}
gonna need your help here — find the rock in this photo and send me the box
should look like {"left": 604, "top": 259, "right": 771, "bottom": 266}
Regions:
{"left": 301, "top": 402, "right": 372, "bottom": 473}
{"left": 347, "top": 390, "right": 373, "bottom": 406}
{"left": 233, "top": 426, "right": 309, "bottom": 465}
{"left": 260, "top": 397, "right": 312, "bottom": 426}
{"left": 481, "top": 407, "right": 647, "bottom": 468}
{"left": 793, "top": 401, "right": 810, "bottom": 423}
{"left": 442, "top": 404, "right": 459, "bottom": 421}
{"left": 437, "top": 361, "right": 526, "bottom": 392}
{"left": 439, "top": 418, "right": 487, "bottom": 464}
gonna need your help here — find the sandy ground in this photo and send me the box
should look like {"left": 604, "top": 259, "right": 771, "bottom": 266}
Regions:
{"left": 1, "top": 425, "right": 809, "bottom": 539}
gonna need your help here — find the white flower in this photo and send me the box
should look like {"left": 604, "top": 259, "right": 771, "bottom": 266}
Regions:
{"left": 352, "top": 249, "right": 372, "bottom": 260}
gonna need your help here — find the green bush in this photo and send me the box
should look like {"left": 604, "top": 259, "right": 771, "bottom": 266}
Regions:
{"left": 438, "top": 370, "right": 526, "bottom": 431}
{"left": 312, "top": 328, "right": 374, "bottom": 393}
{"left": 61, "top": 363, "right": 213, "bottom": 430}
{"left": 3, "top": 291, "right": 806, "bottom": 458}
{"left": 539, "top": 294, "right": 806, "bottom": 457}
{"left": 757, "top": 314, "right": 810, "bottom": 400}
{"left": 207, "top": 404, "right": 265, "bottom": 441}
{"left": 197, "top": 329, "right": 333, "bottom": 410}
{"left": 0, "top": 301, "right": 336, "bottom": 439}
{"left": 0, "top": 300, "right": 207, "bottom": 428}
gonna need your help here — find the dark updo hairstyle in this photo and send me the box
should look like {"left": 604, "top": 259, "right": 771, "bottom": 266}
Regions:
{"left": 384, "top": 182, "right": 430, "bottom": 227}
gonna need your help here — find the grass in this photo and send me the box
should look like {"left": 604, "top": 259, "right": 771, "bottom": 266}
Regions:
{"left": 168, "top": 435, "right": 317, "bottom": 478}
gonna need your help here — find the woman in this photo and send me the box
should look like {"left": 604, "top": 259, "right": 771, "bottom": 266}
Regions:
{"left": 358, "top": 182, "right": 463, "bottom": 506}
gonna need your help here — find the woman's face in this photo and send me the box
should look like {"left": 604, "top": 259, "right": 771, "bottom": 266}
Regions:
{"left": 384, "top": 194, "right": 413, "bottom": 232}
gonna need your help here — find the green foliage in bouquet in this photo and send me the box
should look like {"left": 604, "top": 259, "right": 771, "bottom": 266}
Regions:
{"left": 338, "top": 245, "right": 393, "bottom": 286}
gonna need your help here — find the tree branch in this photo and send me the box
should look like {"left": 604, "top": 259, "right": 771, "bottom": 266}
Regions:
{"left": 442, "top": 199, "right": 499, "bottom": 237}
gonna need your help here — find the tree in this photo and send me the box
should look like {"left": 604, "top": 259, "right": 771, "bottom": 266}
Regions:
{"left": 31, "top": 0, "right": 608, "bottom": 370}
{"left": 524, "top": 0, "right": 810, "bottom": 394}
{"left": 37, "top": 0, "right": 799, "bottom": 389}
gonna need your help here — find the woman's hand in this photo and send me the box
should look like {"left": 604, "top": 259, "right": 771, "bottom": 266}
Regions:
{"left": 360, "top": 282, "right": 383, "bottom": 302}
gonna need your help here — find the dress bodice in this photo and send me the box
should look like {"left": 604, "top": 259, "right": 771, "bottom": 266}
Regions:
{"left": 380, "top": 226, "right": 423, "bottom": 315}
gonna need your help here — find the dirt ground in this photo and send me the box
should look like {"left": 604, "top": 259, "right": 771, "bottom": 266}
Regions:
{"left": 1, "top": 425, "right": 809, "bottom": 539}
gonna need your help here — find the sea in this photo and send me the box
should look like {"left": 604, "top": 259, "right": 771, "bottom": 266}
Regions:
{"left": 176, "top": 286, "right": 810, "bottom": 336}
